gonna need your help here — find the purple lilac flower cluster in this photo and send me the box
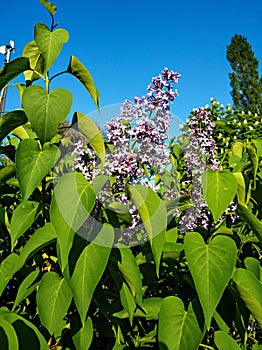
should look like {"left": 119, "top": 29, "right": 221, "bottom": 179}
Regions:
{"left": 71, "top": 68, "right": 181, "bottom": 244}
{"left": 103, "top": 67, "right": 181, "bottom": 192}
{"left": 179, "top": 107, "right": 220, "bottom": 232}
{"left": 179, "top": 107, "right": 238, "bottom": 232}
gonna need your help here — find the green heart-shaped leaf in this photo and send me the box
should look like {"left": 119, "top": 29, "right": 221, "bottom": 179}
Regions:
{"left": 214, "top": 330, "right": 241, "bottom": 350}
{"left": 158, "top": 296, "right": 204, "bottom": 350}
{"left": 202, "top": 170, "right": 238, "bottom": 222}
{"left": 34, "top": 23, "right": 68, "bottom": 73}
{"left": 16, "top": 139, "right": 60, "bottom": 201}
{"left": 184, "top": 232, "right": 237, "bottom": 328}
{"left": 22, "top": 85, "right": 72, "bottom": 143}
{"left": 233, "top": 268, "right": 262, "bottom": 326}
{"left": 23, "top": 41, "right": 45, "bottom": 82}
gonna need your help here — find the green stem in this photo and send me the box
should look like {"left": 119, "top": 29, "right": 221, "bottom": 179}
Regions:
{"left": 49, "top": 70, "right": 68, "bottom": 84}
{"left": 199, "top": 344, "right": 215, "bottom": 350}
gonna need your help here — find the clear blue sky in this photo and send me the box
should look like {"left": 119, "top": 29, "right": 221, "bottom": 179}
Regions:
{"left": 1, "top": 0, "right": 262, "bottom": 135}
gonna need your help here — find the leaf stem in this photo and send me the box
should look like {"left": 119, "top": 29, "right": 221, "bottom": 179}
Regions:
{"left": 49, "top": 71, "right": 68, "bottom": 84}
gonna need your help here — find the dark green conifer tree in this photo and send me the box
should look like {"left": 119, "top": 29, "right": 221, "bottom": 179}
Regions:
{"left": 226, "top": 34, "right": 262, "bottom": 115}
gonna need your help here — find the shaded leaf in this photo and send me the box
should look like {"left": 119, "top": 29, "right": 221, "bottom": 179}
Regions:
{"left": 184, "top": 232, "right": 237, "bottom": 328}
{"left": 12, "top": 270, "right": 40, "bottom": 310}
{"left": 0, "top": 58, "right": 30, "bottom": 90}
{"left": 120, "top": 282, "right": 136, "bottom": 324}
{"left": 114, "top": 297, "right": 163, "bottom": 320}
{"left": 0, "top": 317, "right": 19, "bottom": 350}
{"left": 128, "top": 184, "right": 167, "bottom": 277}
{"left": 233, "top": 268, "right": 262, "bottom": 326}
{"left": 0, "top": 110, "right": 27, "bottom": 142}
{"left": 236, "top": 204, "right": 262, "bottom": 243}
{"left": 69, "top": 225, "right": 114, "bottom": 324}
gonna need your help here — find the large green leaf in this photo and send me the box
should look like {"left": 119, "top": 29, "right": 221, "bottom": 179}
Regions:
{"left": 184, "top": 232, "right": 237, "bottom": 328}
{"left": 50, "top": 197, "right": 75, "bottom": 278}
{"left": 0, "top": 110, "right": 27, "bottom": 142}
{"left": 158, "top": 296, "right": 203, "bottom": 350}
{"left": 0, "top": 254, "right": 20, "bottom": 297}
{"left": 236, "top": 204, "right": 262, "bottom": 243}
{"left": 233, "top": 268, "right": 262, "bottom": 326}
{"left": 12, "top": 270, "right": 40, "bottom": 310}
{"left": 69, "top": 225, "right": 114, "bottom": 324}
{"left": 2, "top": 312, "right": 49, "bottom": 350}
{"left": 16, "top": 139, "right": 60, "bottom": 202}
{"left": 34, "top": 23, "right": 68, "bottom": 73}
{"left": 0, "top": 57, "right": 30, "bottom": 90}
{"left": 67, "top": 56, "right": 99, "bottom": 108}
{"left": 38, "top": 0, "right": 57, "bottom": 15}
{"left": 37, "top": 272, "right": 72, "bottom": 336}
{"left": 22, "top": 85, "right": 72, "bottom": 143}
{"left": 10, "top": 201, "right": 40, "bottom": 249}
{"left": 72, "top": 112, "right": 105, "bottom": 165}
{"left": 54, "top": 172, "right": 96, "bottom": 232}
{"left": 23, "top": 41, "right": 45, "bottom": 82}
{"left": 0, "top": 317, "right": 19, "bottom": 350}
{"left": 214, "top": 330, "right": 241, "bottom": 350}
{"left": 202, "top": 170, "right": 238, "bottom": 222}
{"left": 117, "top": 245, "right": 143, "bottom": 307}
{"left": 128, "top": 184, "right": 167, "bottom": 276}
{"left": 73, "top": 317, "right": 93, "bottom": 350}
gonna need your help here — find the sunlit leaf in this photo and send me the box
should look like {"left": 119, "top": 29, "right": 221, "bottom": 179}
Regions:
{"left": 73, "top": 317, "right": 93, "bottom": 350}
{"left": 22, "top": 85, "right": 72, "bottom": 143}
{"left": 23, "top": 41, "right": 45, "bottom": 82}
{"left": 67, "top": 56, "right": 99, "bottom": 108}
{"left": 37, "top": 272, "right": 72, "bottom": 336}
{"left": 12, "top": 270, "right": 40, "bottom": 310}
{"left": 214, "top": 330, "right": 242, "bottom": 350}
{"left": 202, "top": 170, "right": 238, "bottom": 222}
{"left": 72, "top": 112, "right": 105, "bottom": 165}
{"left": 38, "top": 0, "right": 57, "bottom": 15}
{"left": 34, "top": 23, "right": 68, "bottom": 73}
{"left": 16, "top": 139, "right": 60, "bottom": 202}
{"left": 158, "top": 296, "right": 204, "bottom": 350}
{"left": 10, "top": 201, "right": 40, "bottom": 249}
